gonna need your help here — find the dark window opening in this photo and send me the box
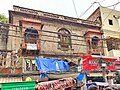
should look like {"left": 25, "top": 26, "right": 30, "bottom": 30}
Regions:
{"left": 25, "top": 59, "right": 38, "bottom": 71}
{"left": 91, "top": 36, "right": 100, "bottom": 49}
{"left": 108, "top": 19, "right": 113, "bottom": 25}
{"left": 24, "top": 27, "right": 39, "bottom": 44}
{"left": 106, "top": 39, "right": 120, "bottom": 51}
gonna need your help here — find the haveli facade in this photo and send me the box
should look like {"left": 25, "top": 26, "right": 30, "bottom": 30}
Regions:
{"left": 0, "top": 5, "right": 102, "bottom": 75}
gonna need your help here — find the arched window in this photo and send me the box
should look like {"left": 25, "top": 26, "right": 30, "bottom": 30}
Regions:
{"left": 91, "top": 36, "right": 100, "bottom": 49}
{"left": 24, "top": 27, "right": 39, "bottom": 44}
{"left": 58, "top": 28, "right": 71, "bottom": 50}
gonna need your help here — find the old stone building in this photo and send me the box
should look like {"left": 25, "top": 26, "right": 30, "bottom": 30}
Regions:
{"left": 0, "top": 5, "right": 103, "bottom": 75}
{"left": 87, "top": 6, "right": 120, "bottom": 58}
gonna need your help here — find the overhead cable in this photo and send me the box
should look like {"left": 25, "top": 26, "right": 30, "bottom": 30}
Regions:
{"left": 72, "top": 0, "right": 78, "bottom": 17}
{"left": 102, "top": 1, "right": 120, "bottom": 24}
{"left": 79, "top": 1, "right": 101, "bottom": 18}
{"left": 1, "top": 25, "right": 120, "bottom": 42}
{"left": 106, "top": 1, "right": 120, "bottom": 7}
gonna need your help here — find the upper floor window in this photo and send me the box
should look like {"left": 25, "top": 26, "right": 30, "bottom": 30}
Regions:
{"left": 24, "top": 27, "right": 39, "bottom": 44}
{"left": 108, "top": 19, "right": 113, "bottom": 25}
{"left": 58, "top": 28, "right": 71, "bottom": 50}
{"left": 91, "top": 36, "right": 100, "bottom": 49}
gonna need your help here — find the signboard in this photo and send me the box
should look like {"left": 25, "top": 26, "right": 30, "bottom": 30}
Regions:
{"left": 27, "top": 44, "right": 37, "bottom": 50}
{"left": 82, "top": 55, "right": 116, "bottom": 71}
{"left": 1, "top": 81, "right": 36, "bottom": 90}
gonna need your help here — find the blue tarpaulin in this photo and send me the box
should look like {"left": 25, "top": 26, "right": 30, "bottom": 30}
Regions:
{"left": 36, "top": 58, "right": 69, "bottom": 73}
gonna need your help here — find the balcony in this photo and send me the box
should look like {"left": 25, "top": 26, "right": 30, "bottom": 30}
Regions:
{"left": 106, "top": 37, "right": 120, "bottom": 57}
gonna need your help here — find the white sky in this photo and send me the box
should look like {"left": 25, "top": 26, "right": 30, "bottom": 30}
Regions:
{"left": 0, "top": 0, "right": 120, "bottom": 19}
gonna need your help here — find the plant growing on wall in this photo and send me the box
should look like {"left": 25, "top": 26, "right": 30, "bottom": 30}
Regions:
{"left": 0, "top": 13, "right": 8, "bottom": 23}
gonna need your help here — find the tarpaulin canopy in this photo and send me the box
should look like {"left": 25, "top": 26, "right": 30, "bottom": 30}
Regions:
{"left": 36, "top": 58, "right": 69, "bottom": 73}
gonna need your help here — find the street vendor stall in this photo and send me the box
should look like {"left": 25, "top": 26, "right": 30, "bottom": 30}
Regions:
{"left": 35, "top": 77, "right": 76, "bottom": 90}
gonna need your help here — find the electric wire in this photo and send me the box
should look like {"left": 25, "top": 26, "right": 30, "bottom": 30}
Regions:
{"left": 0, "top": 24, "right": 96, "bottom": 39}
{"left": 0, "top": 27, "right": 87, "bottom": 42}
{"left": 2, "top": 27, "right": 119, "bottom": 75}
{"left": 1, "top": 25, "right": 120, "bottom": 46}
{"left": 106, "top": 1, "right": 120, "bottom": 7}
{"left": 79, "top": 2, "right": 95, "bottom": 18}
{"left": 79, "top": 0, "right": 120, "bottom": 19}
{"left": 102, "top": 1, "right": 120, "bottom": 24}
{"left": 72, "top": 0, "right": 78, "bottom": 17}
{"left": 1, "top": 29, "right": 120, "bottom": 50}
{"left": 1, "top": 25, "right": 120, "bottom": 42}
{"left": 79, "top": 1, "right": 101, "bottom": 18}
